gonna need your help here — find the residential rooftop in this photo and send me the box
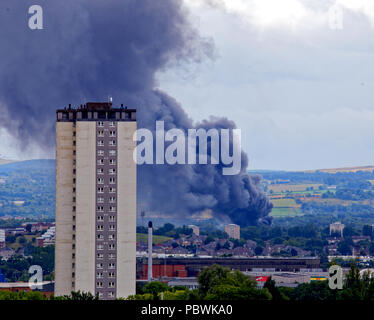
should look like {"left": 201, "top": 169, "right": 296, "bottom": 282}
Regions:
{"left": 56, "top": 102, "right": 136, "bottom": 122}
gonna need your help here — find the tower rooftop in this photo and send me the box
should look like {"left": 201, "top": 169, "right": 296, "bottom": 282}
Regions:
{"left": 56, "top": 102, "right": 136, "bottom": 121}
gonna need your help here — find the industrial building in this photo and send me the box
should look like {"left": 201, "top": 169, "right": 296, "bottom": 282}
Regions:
{"left": 137, "top": 257, "right": 321, "bottom": 278}
{"left": 55, "top": 102, "right": 137, "bottom": 300}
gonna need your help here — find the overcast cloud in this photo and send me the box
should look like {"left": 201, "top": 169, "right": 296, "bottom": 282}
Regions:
{"left": 1, "top": 0, "right": 374, "bottom": 171}
{"left": 158, "top": 0, "right": 374, "bottom": 170}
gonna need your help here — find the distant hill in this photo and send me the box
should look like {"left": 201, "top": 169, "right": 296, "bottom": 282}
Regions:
{"left": 0, "top": 159, "right": 55, "bottom": 219}
{"left": 304, "top": 165, "right": 374, "bottom": 174}
{"left": 0, "top": 158, "right": 16, "bottom": 166}
{"left": 0, "top": 159, "right": 54, "bottom": 172}
{"left": 250, "top": 165, "right": 374, "bottom": 174}
{"left": 0, "top": 159, "right": 372, "bottom": 220}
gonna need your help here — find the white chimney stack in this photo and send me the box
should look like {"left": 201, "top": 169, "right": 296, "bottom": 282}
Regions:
{"left": 148, "top": 221, "right": 153, "bottom": 281}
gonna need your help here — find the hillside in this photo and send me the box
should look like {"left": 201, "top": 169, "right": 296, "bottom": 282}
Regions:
{"left": 303, "top": 165, "right": 374, "bottom": 174}
{"left": 0, "top": 158, "right": 16, "bottom": 165}
{"left": 254, "top": 167, "right": 374, "bottom": 227}
{"left": 136, "top": 233, "right": 172, "bottom": 245}
{"left": 0, "top": 159, "right": 55, "bottom": 218}
{"left": 0, "top": 159, "right": 374, "bottom": 222}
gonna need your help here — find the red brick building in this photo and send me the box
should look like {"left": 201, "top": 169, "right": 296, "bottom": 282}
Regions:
{"left": 140, "top": 264, "right": 188, "bottom": 279}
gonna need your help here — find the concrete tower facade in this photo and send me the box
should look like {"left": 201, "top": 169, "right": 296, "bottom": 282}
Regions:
{"left": 330, "top": 222, "right": 345, "bottom": 237}
{"left": 225, "top": 224, "right": 240, "bottom": 240}
{"left": 55, "top": 102, "right": 136, "bottom": 299}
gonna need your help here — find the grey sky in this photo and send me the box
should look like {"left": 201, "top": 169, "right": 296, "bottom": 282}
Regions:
{"left": 158, "top": 0, "right": 374, "bottom": 170}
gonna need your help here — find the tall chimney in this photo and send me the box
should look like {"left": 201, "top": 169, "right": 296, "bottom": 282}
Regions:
{"left": 148, "top": 221, "right": 153, "bottom": 282}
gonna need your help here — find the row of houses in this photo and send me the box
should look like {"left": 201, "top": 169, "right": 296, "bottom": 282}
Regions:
{"left": 136, "top": 234, "right": 311, "bottom": 258}
{"left": 36, "top": 226, "right": 56, "bottom": 247}
{"left": 0, "top": 222, "right": 54, "bottom": 237}
{"left": 326, "top": 235, "right": 372, "bottom": 256}
{"left": 0, "top": 224, "right": 56, "bottom": 261}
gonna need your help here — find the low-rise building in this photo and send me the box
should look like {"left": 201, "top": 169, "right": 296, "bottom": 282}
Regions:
{"left": 0, "top": 247, "right": 15, "bottom": 261}
{"left": 188, "top": 234, "right": 206, "bottom": 246}
{"left": 167, "top": 278, "right": 199, "bottom": 290}
{"left": 4, "top": 227, "right": 25, "bottom": 236}
{"left": 188, "top": 225, "right": 200, "bottom": 236}
{"left": 232, "top": 247, "right": 253, "bottom": 257}
{"left": 327, "top": 244, "right": 338, "bottom": 256}
{"left": 326, "top": 237, "right": 340, "bottom": 244}
{"left": 21, "top": 222, "right": 52, "bottom": 233}
{"left": 36, "top": 226, "right": 56, "bottom": 247}
{"left": 0, "top": 229, "right": 5, "bottom": 249}
{"left": 352, "top": 236, "right": 371, "bottom": 244}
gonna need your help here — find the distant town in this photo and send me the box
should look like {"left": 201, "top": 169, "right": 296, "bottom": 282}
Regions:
{"left": 1, "top": 216, "right": 374, "bottom": 295}
{"left": 2, "top": 160, "right": 374, "bottom": 299}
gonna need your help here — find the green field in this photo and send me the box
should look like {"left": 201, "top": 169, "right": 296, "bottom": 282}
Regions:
{"left": 270, "top": 207, "right": 303, "bottom": 217}
{"left": 270, "top": 198, "right": 302, "bottom": 218}
{"left": 271, "top": 198, "right": 298, "bottom": 207}
{"left": 136, "top": 233, "right": 172, "bottom": 244}
{"left": 268, "top": 183, "right": 322, "bottom": 193}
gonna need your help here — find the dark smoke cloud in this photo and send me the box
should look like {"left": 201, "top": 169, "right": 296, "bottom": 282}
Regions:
{"left": 0, "top": 0, "right": 272, "bottom": 226}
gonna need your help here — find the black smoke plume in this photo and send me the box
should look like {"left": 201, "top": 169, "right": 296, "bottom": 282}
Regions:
{"left": 0, "top": 0, "right": 272, "bottom": 226}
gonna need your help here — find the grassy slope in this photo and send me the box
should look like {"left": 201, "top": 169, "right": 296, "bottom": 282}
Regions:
{"left": 0, "top": 159, "right": 55, "bottom": 218}
{"left": 304, "top": 165, "right": 374, "bottom": 173}
{"left": 270, "top": 198, "right": 302, "bottom": 217}
{"left": 136, "top": 233, "right": 172, "bottom": 245}
{"left": 271, "top": 198, "right": 298, "bottom": 207}
{"left": 268, "top": 183, "right": 322, "bottom": 193}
